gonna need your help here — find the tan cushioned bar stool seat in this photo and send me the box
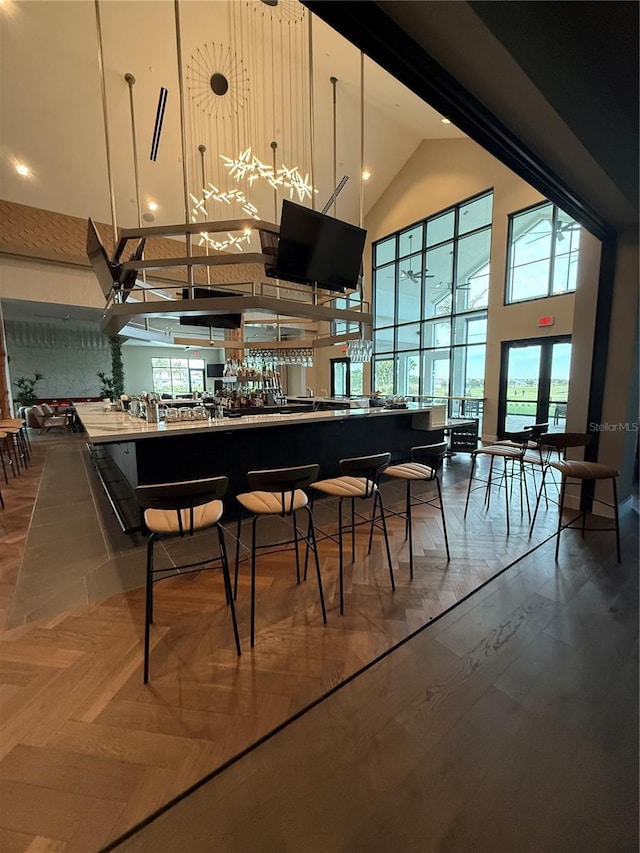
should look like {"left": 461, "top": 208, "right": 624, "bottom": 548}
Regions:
{"left": 144, "top": 500, "right": 223, "bottom": 535}
{"left": 310, "top": 476, "right": 375, "bottom": 498}
{"left": 385, "top": 462, "right": 435, "bottom": 480}
{"left": 549, "top": 460, "right": 619, "bottom": 480}
{"left": 236, "top": 489, "right": 308, "bottom": 515}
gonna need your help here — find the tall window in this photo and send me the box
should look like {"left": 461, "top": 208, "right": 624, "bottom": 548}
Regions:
{"left": 372, "top": 191, "right": 492, "bottom": 409}
{"left": 506, "top": 201, "right": 580, "bottom": 303}
{"left": 151, "top": 357, "right": 205, "bottom": 395}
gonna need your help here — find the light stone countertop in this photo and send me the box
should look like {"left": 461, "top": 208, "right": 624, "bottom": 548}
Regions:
{"left": 74, "top": 402, "right": 445, "bottom": 444}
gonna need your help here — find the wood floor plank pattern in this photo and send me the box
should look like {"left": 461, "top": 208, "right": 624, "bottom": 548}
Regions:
{"left": 114, "top": 510, "right": 638, "bottom": 853}
{"left": 2, "top": 431, "right": 631, "bottom": 851}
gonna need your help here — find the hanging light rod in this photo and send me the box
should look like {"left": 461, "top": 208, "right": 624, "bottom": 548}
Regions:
{"left": 321, "top": 176, "right": 349, "bottom": 215}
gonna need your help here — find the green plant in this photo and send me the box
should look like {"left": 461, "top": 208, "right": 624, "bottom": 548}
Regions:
{"left": 13, "top": 373, "right": 43, "bottom": 407}
{"left": 110, "top": 336, "right": 125, "bottom": 398}
{"left": 97, "top": 371, "right": 115, "bottom": 398}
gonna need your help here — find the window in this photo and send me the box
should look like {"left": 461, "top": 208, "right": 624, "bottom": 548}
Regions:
{"left": 332, "top": 290, "right": 364, "bottom": 336}
{"left": 151, "top": 357, "right": 205, "bottom": 395}
{"left": 506, "top": 202, "right": 580, "bottom": 303}
{"left": 372, "top": 191, "right": 492, "bottom": 413}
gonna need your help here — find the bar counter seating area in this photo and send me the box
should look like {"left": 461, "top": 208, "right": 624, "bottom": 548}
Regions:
{"left": 1, "top": 1, "right": 637, "bottom": 849}
{"left": 1, "top": 389, "right": 636, "bottom": 850}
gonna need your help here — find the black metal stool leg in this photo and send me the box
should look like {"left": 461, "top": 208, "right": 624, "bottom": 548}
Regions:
{"left": 376, "top": 492, "right": 395, "bottom": 592}
{"left": 555, "top": 477, "right": 567, "bottom": 561}
{"left": 293, "top": 510, "right": 301, "bottom": 584}
{"left": 143, "top": 534, "right": 155, "bottom": 685}
{"left": 217, "top": 525, "right": 241, "bottom": 656}
{"left": 351, "top": 498, "right": 356, "bottom": 564}
{"left": 338, "top": 497, "right": 345, "bottom": 615}
{"left": 529, "top": 466, "right": 549, "bottom": 538}
{"left": 234, "top": 510, "right": 242, "bottom": 599}
{"left": 464, "top": 455, "right": 477, "bottom": 518}
{"left": 250, "top": 515, "right": 258, "bottom": 648}
{"left": 305, "top": 505, "right": 327, "bottom": 624}
{"left": 436, "top": 475, "right": 450, "bottom": 561}
{"left": 407, "top": 481, "right": 414, "bottom": 580}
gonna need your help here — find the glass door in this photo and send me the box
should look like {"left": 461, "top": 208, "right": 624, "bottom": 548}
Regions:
{"left": 498, "top": 336, "right": 571, "bottom": 436}
{"left": 331, "top": 357, "right": 350, "bottom": 397}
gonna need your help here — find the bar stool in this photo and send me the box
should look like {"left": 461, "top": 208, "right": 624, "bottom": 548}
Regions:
{"left": 234, "top": 463, "right": 327, "bottom": 647}
{"left": 135, "top": 475, "right": 241, "bottom": 683}
{"left": 0, "top": 418, "right": 31, "bottom": 467}
{"left": 0, "top": 425, "right": 24, "bottom": 477}
{"left": 0, "top": 431, "right": 10, "bottom": 484}
{"left": 384, "top": 442, "right": 450, "bottom": 578}
{"left": 464, "top": 431, "right": 531, "bottom": 535}
{"left": 310, "top": 452, "right": 394, "bottom": 615}
{"left": 529, "top": 432, "right": 621, "bottom": 561}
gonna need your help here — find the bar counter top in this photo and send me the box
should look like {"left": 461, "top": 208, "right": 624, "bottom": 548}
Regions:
{"left": 75, "top": 402, "right": 445, "bottom": 445}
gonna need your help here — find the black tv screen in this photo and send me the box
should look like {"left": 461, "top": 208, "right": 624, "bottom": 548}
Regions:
{"left": 268, "top": 200, "right": 366, "bottom": 293}
{"left": 86, "top": 218, "right": 144, "bottom": 301}
{"left": 120, "top": 238, "right": 146, "bottom": 300}
{"left": 87, "top": 218, "right": 118, "bottom": 299}
{"left": 179, "top": 314, "right": 242, "bottom": 331}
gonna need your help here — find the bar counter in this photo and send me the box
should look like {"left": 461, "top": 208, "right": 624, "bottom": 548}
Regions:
{"left": 75, "top": 402, "right": 446, "bottom": 530}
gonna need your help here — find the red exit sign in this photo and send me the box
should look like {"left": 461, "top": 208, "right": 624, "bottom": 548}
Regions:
{"left": 538, "top": 315, "right": 554, "bottom": 328}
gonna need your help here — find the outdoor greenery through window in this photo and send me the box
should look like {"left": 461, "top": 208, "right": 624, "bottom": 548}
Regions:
{"left": 506, "top": 201, "right": 580, "bottom": 303}
{"left": 151, "top": 357, "right": 205, "bottom": 396}
{"left": 372, "top": 191, "right": 492, "bottom": 411}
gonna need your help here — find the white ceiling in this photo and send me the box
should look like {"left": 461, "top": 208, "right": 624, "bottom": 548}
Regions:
{"left": 0, "top": 0, "right": 464, "bottom": 234}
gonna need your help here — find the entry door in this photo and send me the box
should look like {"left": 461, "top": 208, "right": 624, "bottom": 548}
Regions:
{"left": 331, "top": 358, "right": 350, "bottom": 397}
{"left": 498, "top": 336, "right": 571, "bottom": 436}
{"left": 331, "top": 357, "right": 365, "bottom": 398}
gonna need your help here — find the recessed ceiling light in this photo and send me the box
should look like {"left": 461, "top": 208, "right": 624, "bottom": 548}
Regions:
{"left": 148, "top": 201, "right": 159, "bottom": 211}
{"left": 440, "top": 118, "right": 452, "bottom": 125}
{"left": 362, "top": 170, "right": 371, "bottom": 181}
{"left": 16, "top": 163, "right": 30, "bottom": 176}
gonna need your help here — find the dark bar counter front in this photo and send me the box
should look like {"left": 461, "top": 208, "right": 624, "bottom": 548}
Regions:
{"left": 75, "top": 403, "right": 446, "bottom": 529}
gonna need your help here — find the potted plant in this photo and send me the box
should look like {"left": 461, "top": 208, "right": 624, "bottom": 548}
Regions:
{"left": 97, "top": 371, "right": 115, "bottom": 399}
{"left": 13, "top": 373, "right": 44, "bottom": 422}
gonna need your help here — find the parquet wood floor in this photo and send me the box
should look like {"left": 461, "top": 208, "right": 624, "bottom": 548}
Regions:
{"left": 0, "top": 431, "right": 583, "bottom": 851}
{"left": 115, "top": 508, "right": 638, "bottom": 853}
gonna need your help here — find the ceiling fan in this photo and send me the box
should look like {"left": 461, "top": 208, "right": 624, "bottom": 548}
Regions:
{"left": 401, "top": 267, "right": 435, "bottom": 283}
{"left": 526, "top": 220, "right": 579, "bottom": 243}
{"left": 400, "top": 233, "right": 435, "bottom": 283}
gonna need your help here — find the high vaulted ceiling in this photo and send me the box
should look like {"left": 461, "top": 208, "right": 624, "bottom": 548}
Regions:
{"left": 0, "top": 0, "right": 463, "bottom": 237}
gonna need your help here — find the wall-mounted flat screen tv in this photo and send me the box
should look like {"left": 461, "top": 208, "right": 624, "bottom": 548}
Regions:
{"left": 266, "top": 200, "right": 366, "bottom": 293}
{"left": 179, "top": 314, "right": 242, "bottom": 331}
{"left": 87, "top": 218, "right": 119, "bottom": 299}
{"left": 86, "top": 218, "right": 145, "bottom": 301}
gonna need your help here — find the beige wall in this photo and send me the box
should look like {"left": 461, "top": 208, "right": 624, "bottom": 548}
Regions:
{"left": 0, "top": 256, "right": 106, "bottom": 309}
